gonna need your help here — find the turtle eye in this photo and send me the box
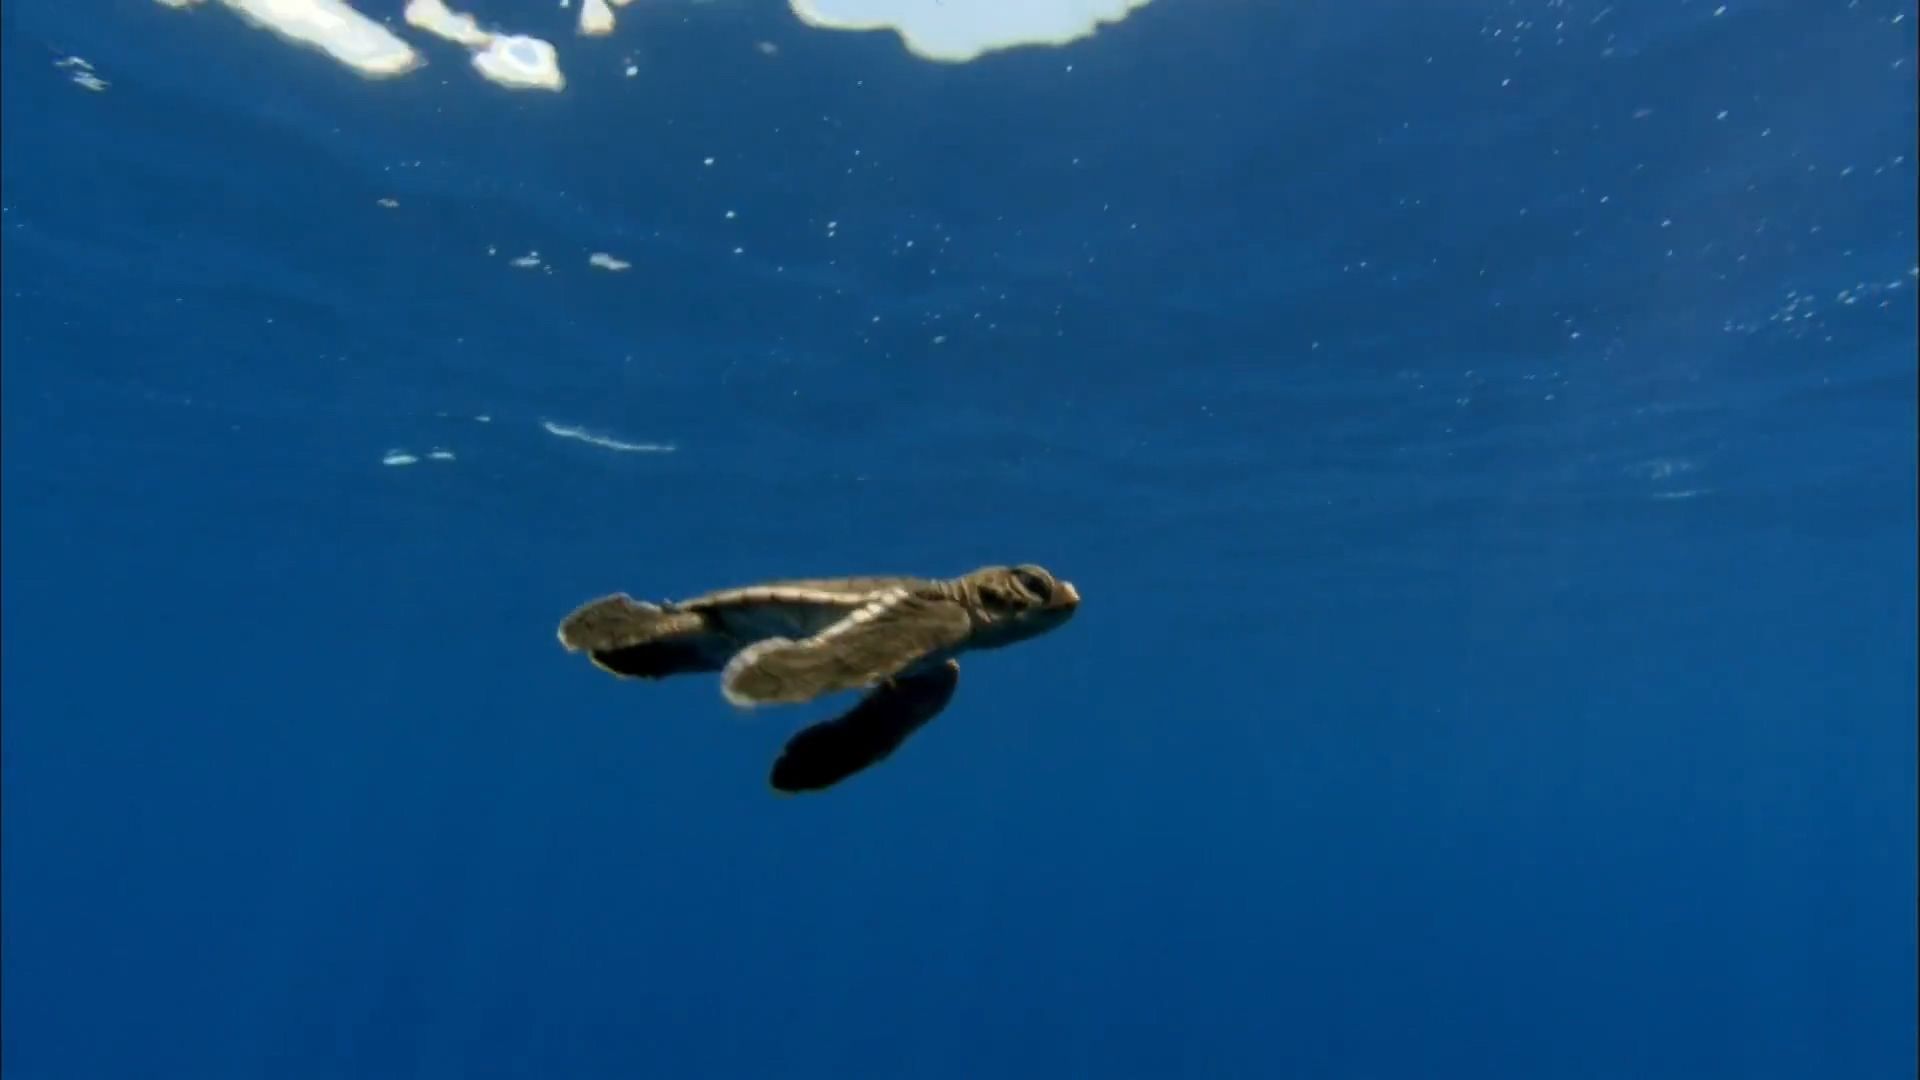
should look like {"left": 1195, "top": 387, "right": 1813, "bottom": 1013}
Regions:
{"left": 1012, "top": 567, "right": 1051, "bottom": 599}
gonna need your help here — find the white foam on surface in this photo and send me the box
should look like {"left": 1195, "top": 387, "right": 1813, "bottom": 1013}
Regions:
{"left": 56, "top": 56, "right": 111, "bottom": 92}
{"left": 175, "top": 0, "right": 424, "bottom": 78}
{"left": 402, "top": 0, "right": 488, "bottom": 46}
{"left": 542, "top": 420, "right": 676, "bottom": 453}
{"left": 384, "top": 444, "right": 459, "bottom": 465}
{"left": 578, "top": 0, "right": 616, "bottom": 36}
{"left": 159, "top": 0, "right": 1152, "bottom": 90}
{"left": 588, "top": 252, "right": 631, "bottom": 271}
{"left": 403, "top": 0, "right": 565, "bottom": 90}
{"left": 787, "top": 0, "right": 1154, "bottom": 62}
{"left": 473, "top": 34, "right": 565, "bottom": 90}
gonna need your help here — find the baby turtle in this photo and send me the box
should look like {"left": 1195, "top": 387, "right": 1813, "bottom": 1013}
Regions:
{"left": 557, "top": 564, "right": 1080, "bottom": 793}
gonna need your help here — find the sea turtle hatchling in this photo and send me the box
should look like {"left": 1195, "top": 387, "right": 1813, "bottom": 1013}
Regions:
{"left": 557, "top": 564, "right": 1080, "bottom": 793}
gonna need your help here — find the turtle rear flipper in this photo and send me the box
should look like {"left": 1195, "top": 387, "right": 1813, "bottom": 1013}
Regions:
{"left": 558, "top": 594, "right": 724, "bottom": 679}
{"left": 770, "top": 660, "right": 960, "bottom": 793}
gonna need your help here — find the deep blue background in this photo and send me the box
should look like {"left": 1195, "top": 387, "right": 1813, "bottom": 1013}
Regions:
{"left": 3, "top": 1, "right": 1915, "bottom": 1076}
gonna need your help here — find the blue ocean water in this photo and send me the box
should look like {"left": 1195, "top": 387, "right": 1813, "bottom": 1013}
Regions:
{"left": 2, "top": 0, "right": 1915, "bottom": 1076}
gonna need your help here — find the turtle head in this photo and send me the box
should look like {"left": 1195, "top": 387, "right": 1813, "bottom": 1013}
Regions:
{"left": 958, "top": 563, "right": 1080, "bottom": 649}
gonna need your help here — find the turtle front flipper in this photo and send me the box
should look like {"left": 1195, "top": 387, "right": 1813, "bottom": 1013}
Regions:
{"left": 557, "top": 593, "right": 727, "bottom": 679}
{"left": 770, "top": 660, "right": 960, "bottom": 793}
{"left": 720, "top": 592, "right": 974, "bottom": 706}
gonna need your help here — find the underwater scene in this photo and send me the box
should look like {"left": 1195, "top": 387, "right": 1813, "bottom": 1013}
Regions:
{"left": 2, "top": 1, "right": 1915, "bottom": 1077}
